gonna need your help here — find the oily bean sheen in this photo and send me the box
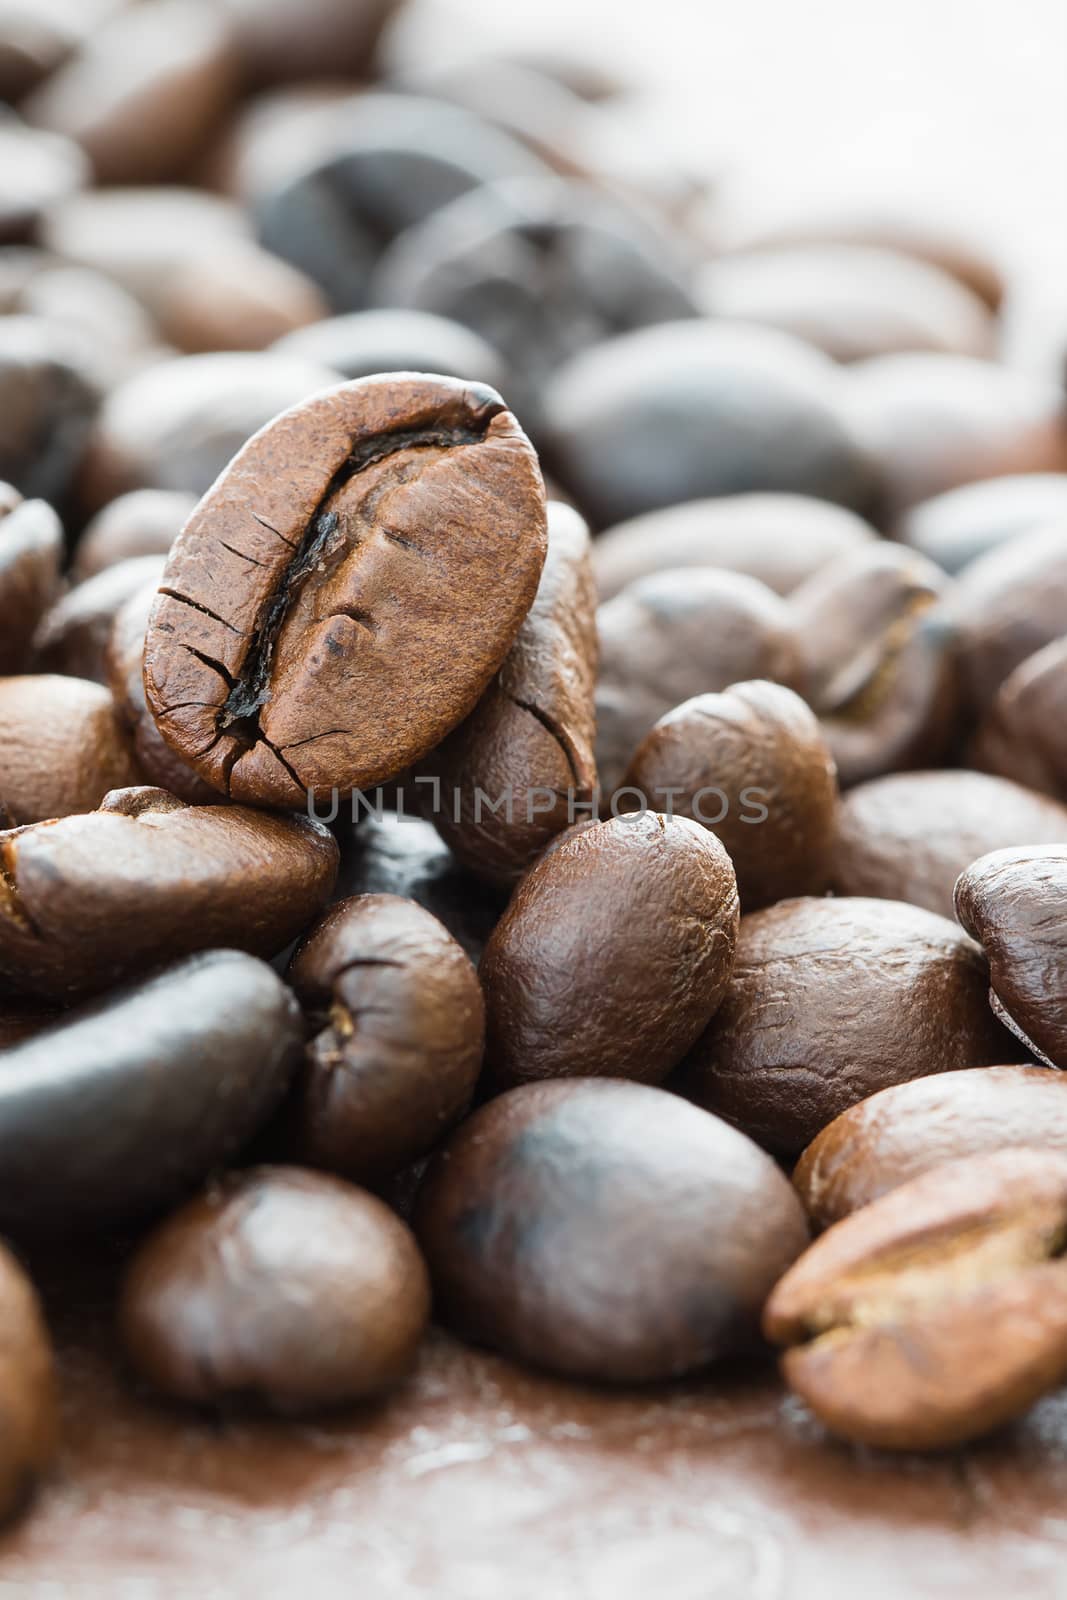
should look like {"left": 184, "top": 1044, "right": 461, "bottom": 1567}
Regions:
{"left": 481, "top": 813, "right": 739, "bottom": 1089}
{"left": 72, "top": 489, "right": 196, "bottom": 582}
{"left": 144, "top": 375, "right": 548, "bottom": 809}
{"left": 0, "top": 952, "right": 302, "bottom": 1233}
{"left": 0, "top": 489, "right": 63, "bottom": 675}
{"left": 955, "top": 847, "right": 1067, "bottom": 1067}
{"left": 31, "top": 554, "right": 164, "bottom": 684}
{"left": 676, "top": 896, "right": 1021, "bottom": 1155}
{"left": 794, "top": 1066, "right": 1067, "bottom": 1229}
{"left": 119, "top": 1167, "right": 430, "bottom": 1413}
{"left": 897, "top": 473, "right": 1067, "bottom": 573}
{"left": 0, "top": 1244, "right": 56, "bottom": 1523}
{"left": 415, "top": 1079, "right": 809, "bottom": 1382}
{"left": 973, "top": 636, "right": 1067, "bottom": 800}
{"left": 0, "top": 787, "right": 338, "bottom": 1000}
{"left": 765, "top": 1149, "right": 1067, "bottom": 1450}
{"left": 285, "top": 894, "right": 485, "bottom": 1184}
{"left": 0, "top": 676, "right": 141, "bottom": 826}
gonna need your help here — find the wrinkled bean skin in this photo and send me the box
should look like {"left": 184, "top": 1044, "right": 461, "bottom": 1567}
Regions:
{"left": 972, "top": 636, "right": 1067, "bottom": 800}
{"left": 0, "top": 490, "right": 63, "bottom": 675}
{"left": 0, "top": 1245, "right": 57, "bottom": 1523}
{"left": 415, "top": 1078, "right": 809, "bottom": 1381}
{"left": 0, "top": 675, "right": 141, "bottom": 826}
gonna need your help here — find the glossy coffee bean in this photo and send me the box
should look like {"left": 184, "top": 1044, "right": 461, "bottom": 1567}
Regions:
{"left": 0, "top": 676, "right": 140, "bottom": 826}
{"left": 0, "top": 316, "right": 98, "bottom": 506}
{"left": 220, "top": 0, "right": 400, "bottom": 86}
{"left": 415, "top": 1078, "right": 809, "bottom": 1382}
{"left": 427, "top": 502, "right": 597, "bottom": 886}
{"left": 897, "top": 473, "right": 1067, "bottom": 573}
{"left": 0, "top": 1244, "right": 56, "bottom": 1524}
{"left": 790, "top": 543, "right": 959, "bottom": 786}
{"left": 0, "top": 490, "right": 63, "bottom": 675}
{"left": 543, "top": 322, "right": 876, "bottom": 528}
{"left": 72, "top": 488, "right": 195, "bottom": 581}
{"left": 765, "top": 1148, "right": 1067, "bottom": 1450}
{"left": 144, "top": 375, "right": 547, "bottom": 809}
{"left": 0, "top": 121, "right": 87, "bottom": 245}
{"left": 592, "top": 493, "right": 876, "bottom": 601}
{"left": 677, "top": 896, "right": 1020, "bottom": 1155}
{"left": 0, "top": 787, "right": 338, "bottom": 1000}
{"left": 794, "top": 1065, "right": 1067, "bottom": 1228}
{"left": 272, "top": 307, "right": 509, "bottom": 392}
{"left": 595, "top": 567, "right": 805, "bottom": 800}
{"left": 31, "top": 554, "right": 164, "bottom": 683}
{"left": 623, "top": 681, "right": 838, "bottom": 910}
{"left": 481, "top": 812, "right": 739, "bottom": 1089}
{"left": 950, "top": 521, "right": 1067, "bottom": 717}
{"left": 831, "top": 770, "right": 1067, "bottom": 919}
{"left": 972, "top": 636, "right": 1067, "bottom": 800}
{"left": 284, "top": 894, "right": 483, "bottom": 1183}
{"left": 955, "top": 847, "right": 1067, "bottom": 1067}
{"left": 120, "top": 1166, "right": 429, "bottom": 1412}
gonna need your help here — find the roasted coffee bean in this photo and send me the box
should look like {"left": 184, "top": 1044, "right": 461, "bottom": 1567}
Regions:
{"left": 220, "top": 0, "right": 400, "bottom": 86}
{"left": 0, "top": 952, "right": 302, "bottom": 1232}
{"left": 592, "top": 493, "right": 877, "bottom": 601}
{"left": 950, "top": 521, "right": 1067, "bottom": 717}
{"left": 897, "top": 473, "right": 1067, "bottom": 573}
{"left": 972, "top": 636, "right": 1067, "bottom": 800}
{"left": 284, "top": 894, "right": 484, "bottom": 1183}
{"left": 150, "top": 245, "right": 328, "bottom": 357}
{"left": 427, "top": 502, "right": 597, "bottom": 886}
{"left": 623, "top": 681, "right": 838, "bottom": 910}
{"left": 0, "top": 490, "right": 63, "bottom": 675}
{"left": 789, "top": 543, "right": 959, "bottom": 786}
{"left": 72, "top": 488, "right": 195, "bottom": 581}
{"left": 272, "top": 307, "right": 509, "bottom": 392}
{"left": 595, "top": 567, "right": 805, "bottom": 800}
{"left": 0, "top": 0, "right": 86, "bottom": 102}
{"left": 0, "top": 121, "right": 87, "bottom": 245}
{"left": 832, "top": 770, "right": 1067, "bottom": 919}
{"left": 481, "top": 812, "right": 739, "bottom": 1089}
{"left": 765, "top": 1148, "right": 1067, "bottom": 1450}
{"left": 31, "top": 554, "right": 164, "bottom": 683}
{"left": 144, "top": 375, "right": 548, "bottom": 809}
{"left": 0, "top": 676, "right": 140, "bottom": 825}
{"left": 0, "top": 787, "right": 338, "bottom": 999}
{"left": 0, "top": 1244, "right": 56, "bottom": 1523}
{"left": 677, "top": 896, "right": 1020, "bottom": 1155}
{"left": 0, "top": 1000, "right": 60, "bottom": 1050}
{"left": 0, "top": 316, "right": 98, "bottom": 506}
{"left": 415, "top": 1078, "right": 809, "bottom": 1381}
{"left": 543, "top": 322, "right": 876, "bottom": 528}
{"left": 955, "top": 847, "right": 1067, "bottom": 1067}
{"left": 794, "top": 1066, "right": 1067, "bottom": 1228}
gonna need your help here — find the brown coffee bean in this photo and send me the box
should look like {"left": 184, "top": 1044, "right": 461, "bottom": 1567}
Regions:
{"left": 794, "top": 1066, "right": 1067, "bottom": 1228}
{"left": 831, "top": 770, "right": 1067, "bottom": 919}
{"left": 481, "top": 812, "right": 738, "bottom": 1089}
{"left": 0, "top": 0, "right": 86, "bottom": 102}
{"left": 0, "top": 490, "right": 63, "bottom": 675}
{"left": 623, "top": 681, "right": 838, "bottom": 910}
{"left": 0, "top": 675, "right": 141, "bottom": 826}
{"left": 144, "top": 375, "right": 547, "bottom": 809}
{"left": 0, "top": 999, "right": 59, "bottom": 1050}
{"left": 427, "top": 502, "right": 597, "bottom": 886}
{"left": 152, "top": 245, "right": 328, "bottom": 356}
{"left": 0, "top": 316, "right": 98, "bottom": 507}
{"left": 677, "top": 896, "right": 1021, "bottom": 1155}
{"left": 119, "top": 1166, "right": 430, "bottom": 1412}
{"left": 72, "top": 488, "right": 195, "bottom": 582}
{"left": 765, "top": 1148, "right": 1067, "bottom": 1450}
{"left": 897, "top": 473, "right": 1067, "bottom": 573}
{"left": 950, "top": 521, "right": 1067, "bottom": 717}
{"left": 220, "top": 0, "right": 399, "bottom": 86}
{"left": 415, "top": 1078, "right": 809, "bottom": 1381}
{"left": 0, "top": 786, "right": 338, "bottom": 1000}
{"left": 0, "top": 120, "right": 87, "bottom": 245}
{"left": 0, "top": 1244, "right": 56, "bottom": 1523}
{"left": 284, "top": 894, "right": 484, "bottom": 1184}
{"left": 955, "top": 847, "right": 1067, "bottom": 1067}
{"left": 972, "top": 636, "right": 1067, "bottom": 800}
{"left": 31, "top": 554, "right": 164, "bottom": 683}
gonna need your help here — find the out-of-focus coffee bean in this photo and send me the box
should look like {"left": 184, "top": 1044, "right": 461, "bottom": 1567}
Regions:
{"left": 72, "top": 488, "right": 195, "bottom": 581}
{"left": 271, "top": 307, "right": 509, "bottom": 392}
{"left": 0, "top": 120, "right": 87, "bottom": 244}
{"left": 972, "top": 636, "right": 1067, "bottom": 800}
{"left": 0, "top": 675, "right": 140, "bottom": 825}
{"left": 0, "top": 999, "right": 61, "bottom": 1050}
{"left": 0, "top": 1243, "right": 56, "bottom": 1524}
{"left": 31, "top": 554, "right": 164, "bottom": 684}
{"left": 0, "top": 316, "right": 98, "bottom": 507}
{"left": 0, "top": 252, "right": 162, "bottom": 390}
{"left": 146, "top": 246, "right": 328, "bottom": 356}
{"left": 220, "top": 0, "right": 400, "bottom": 86}
{"left": 0, "top": 490, "right": 63, "bottom": 675}
{"left": 0, "top": 0, "right": 90, "bottom": 102}
{"left": 950, "top": 521, "right": 1067, "bottom": 717}
{"left": 897, "top": 473, "right": 1067, "bottom": 573}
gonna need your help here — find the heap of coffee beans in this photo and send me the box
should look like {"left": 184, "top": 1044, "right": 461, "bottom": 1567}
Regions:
{"left": 3, "top": 0, "right": 1067, "bottom": 1547}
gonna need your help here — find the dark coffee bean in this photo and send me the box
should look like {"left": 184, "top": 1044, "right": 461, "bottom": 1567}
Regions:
{"left": 623, "top": 681, "right": 838, "bottom": 910}
{"left": 31, "top": 555, "right": 164, "bottom": 684}
{"left": 0, "top": 490, "right": 63, "bottom": 675}
{"left": 595, "top": 567, "right": 805, "bottom": 800}
{"left": 542, "top": 322, "right": 876, "bottom": 528}
{"left": 72, "top": 488, "right": 196, "bottom": 582}
{"left": 0, "top": 316, "right": 98, "bottom": 506}
{"left": 0, "top": 676, "right": 140, "bottom": 826}
{"left": 790, "top": 543, "right": 959, "bottom": 786}
{"left": 427, "top": 502, "right": 597, "bottom": 886}
{"left": 592, "top": 493, "right": 877, "bottom": 601}
{"left": 972, "top": 636, "right": 1067, "bottom": 800}
{"left": 0, "top": 121, "right": 87, "bottom": 245}
{"left": 765, "top": 1148, "right": 1067, "bottom": 1449}
{"left": 677, "top": 896, "right": 1021, "bottom": 1155}
{"left": 831, "top": 770, "right": 1067, "bottom": 919}
{"left": 955, "top": 847, "right": 1067, "bottom": 1068}
{"left": 897, "top": 473, "right": 1067, "bottom": 573}
{"left": 950, "top": 521, "right": 1067, "bottom": 717}
{"left": 0, "top": 1243, "right": 56, "bottom": 1523}
{"left": 794, "top": 1065, "right": 1067, "bottom": 1228}
{"left": 272, "top": 308, "right": 509, "bottom": 395}
{"left": 0, "top": 0, "right": 85, "bottom": 102}
{"left": 284, "top": 894, "right": 483, "bottom": 1183}
{"left": 415, "top": 1078, "right": 809, "bottom": 1381}
{"left": 151, "top": 245, "right": 328, "bottom": 357}
{"left": 481, "top": 813, "right": 739, "bottom": 1089}
{"left": 0, "top": 1000, "right": 60, "bottom": 1050}
{"left": 220, "top": 0, "right": 400, "bottom": 86}
{"left": 0, "top": 787, "right": 338, "bottom": 1000}
{"left": 0, "top": 952, "right": 302, "bottom": 1232}
{"left": 144, "top": 375, "right": 547, "bottom": 809}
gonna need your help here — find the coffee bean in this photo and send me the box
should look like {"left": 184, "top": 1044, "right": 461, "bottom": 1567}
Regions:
{"left": 220, "top": 0, "right": 400, "bottom": 86}
{"left": 794, "top": 1066, "right": 1067, "bottom": 1228}
{"left": 677, "top": 896, "right": 1021, "bottom": 1155}
{"left": 0, "top": 121, "right": 87, "bottom": 245}
{"left": 0, "top": 676, "right": 140, "bottom": 826}
{"left": 950, "top": 521, "right": 1067, "bottom": 717}
{"left": 0, "top": 249, "right": 160, "bottom": 391}
{"left": 415, "top": 1078, "right": 809, "bottom": 1381}
{"left": 144, "top": 375, "right": 547, "bottom": 808}
{"left": 31, "top": 554, "right": 165, "bottom": 683}
{"left": 0, "top": 0, "right": 85, "bottom": 102}
{"left": 0, "top": 786, "right": 338, "bottom": 999}
{"left": 765, "top": 1148, "right": 1067, "bottom": 1449}
{"left": 151, "top": 245, "right": 328, "bottom": 357}
{"left": 897, "top": 473, "right": 1067, "bottom": 573}
{"left": 972, "top": 636, "right": 1067, "bottom": 800}
{"left": 272, "top": 307, "right": 510, "bottom": 393}
{"left": 119, "top": 1166, "right": 430, "bottom": 1411}
{"left": 831, "top": 770, "right": 1067, "bottom": 919}
{"left": 0, "top": 952, "right": 303, "bottom": 1232}
{"left": 0, "top": 1244, "right": 56, "bottom": 1523}
{"left": 0, "top": 490, "right": 63, "bottom": 675}
{"left": 481, "top": 812, "right": 739, "bottom": 1088}
{"left": 72, "top": 488, "right": 195, "bottom": 581}
{"left": 0, "top": 1000, "right": 59, "bottom": 1050}
{"left": 0, "top": 316, "right": 98, "bottom": 506}
{"left": 623, "top": 681, "right": 838, "bottom": 910}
